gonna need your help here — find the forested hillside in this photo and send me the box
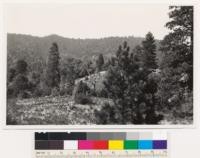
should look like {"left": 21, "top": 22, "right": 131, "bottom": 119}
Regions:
{"left": 7, "top": 34, "right": 150, "bottom": 61}
{"left": 7, "top": 6, "right": 193, "bottom": 125}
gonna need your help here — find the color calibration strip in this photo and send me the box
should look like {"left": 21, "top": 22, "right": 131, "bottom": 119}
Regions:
{"left": 34, "top": 132, "right": 168, "bottom": 157}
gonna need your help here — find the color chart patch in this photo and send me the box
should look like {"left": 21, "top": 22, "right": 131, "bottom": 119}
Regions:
{"left": 34, "top": 132, "right": 168, "bottom": 158}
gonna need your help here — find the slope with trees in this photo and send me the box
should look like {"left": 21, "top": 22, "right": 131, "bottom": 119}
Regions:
{"left": 158, "top": 6, "right": 193, "bottom": 123}
{"left": 6, "top": 6, "right": 193, "bottom": 125}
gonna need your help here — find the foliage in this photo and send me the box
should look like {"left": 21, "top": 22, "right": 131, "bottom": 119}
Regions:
{"left": 96, "top": 54, "right": 104, "bottom": 72}
{"left": 103, "top": 34, "right": 162, "bottom": 124}
{"left": 141, "top": 32, "right": 160, "bottom": 124}
{"left": 7, "top": 68, "right": 16, "bottom": 83}
{"left": 142, "top": 32, "right": 157, "bottom": 70}
{"left": 158, "top": 6, "right": 193, "bottom": 117}
{"left": 59, "top": 83, "right": 74, "bottom": 96}
{"left": 73, "top": 81, "right": 92, "bottom": 104}
{"left": 16, "top": 59, "right": 28, "bottom": 74}
{"left": 6, "top": 6, "right": 193, "bottom": 125}
{"left": 74, "top": 94, "right": 93, "bottom": 105}
{"left": 60, "top": 58, "right": 83, "bottom": 95}
{"left": 7, "top": 34, "right": 146, "bottom": 60}
{"left": 7, "top": 99, "right": 18, "bottom": 125}
{"left": 13, "top": 75, "right": 30, "bottom": 96}
{"left": 45, "top": 42, "right": 60, "bottom": 89}
{"left": 73, "top": 81, "right": 91, "bottom": 96}
{"left": 32, "top": 86, "right": 43, "bottom": 97}
{"left": 104, "top": 41, "right": 149, "bottom": 124}
{"left": 95, "top": 102, "right": 119, "bottom": 124}
{"left": 51, "top": 87, "right": 60, "bottom": 97}
{"left": 7, "top": 59, "right": 31, "bottom": 98}
{"left": 29, "top": 71, "right": 41, "bottom": 87}
{"left": 6, "top": 95, "right": 192, "bottom": 125}
{"left": 6, "top": 96, "right": 109, "bottom": 125}
{"left": 80, "top": 60, "right": 95, "bottom": 77}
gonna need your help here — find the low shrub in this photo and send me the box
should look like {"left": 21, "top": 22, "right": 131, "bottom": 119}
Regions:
{"left": 74, "top": 94, "right": 93, "bottom": 105}
{"left": 95, "top": 102, "right": 119, "bottom": 124}
{"left": 32, "top": 87, "right": 43, "bottom": 97}
{"left": 41, "top": 85, "right": 51, "bottom": 96}
{"left": 17, "top": 90, "right": 31, "bottom": 99}
{"left": 73, "top": 81, "right": 90, "bottom": 97}
{"left": 60, "top": 86, "right": 74, "bottom": 96}
{"left": 51, "top": 87, "right": 60, "bottom": 97}
{"left": 6, "top": 99, "right": 18, "bottom": 125}
{"left": 96, "top": 89, "right": 108, "bottom": 98}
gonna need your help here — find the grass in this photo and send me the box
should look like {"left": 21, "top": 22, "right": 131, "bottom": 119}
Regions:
{"left": 7, "top": 96, "right": 111, "bottom": 125}
{"left": 6, "top": 96, "right": 192, "bottom": 125}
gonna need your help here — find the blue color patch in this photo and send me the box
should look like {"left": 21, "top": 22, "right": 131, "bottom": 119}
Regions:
{"left": 138, "top": 140, "right": 153, "bottom": 149}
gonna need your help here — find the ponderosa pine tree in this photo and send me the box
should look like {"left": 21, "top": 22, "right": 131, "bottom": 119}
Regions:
{"left": 45, "top": 43, "right": 60, "bottom": 90}
{"left": 158, "top": 6, "right": 193, "bottom": 119}
{"left": 141, "top": 32, "right": 160, "bottom": 124}
{"left": 96, "top": 54, "right": 104, "bottom": 72}
{"left": 104, "top": 41, "right": 147, "bottom": 124}
{"left": 142, "top": 32, "right": 157, "bottom": 71}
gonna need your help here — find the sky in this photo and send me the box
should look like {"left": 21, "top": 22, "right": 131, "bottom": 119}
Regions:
{"left": 4, "top": 3, "right": 170, "bottom": 40}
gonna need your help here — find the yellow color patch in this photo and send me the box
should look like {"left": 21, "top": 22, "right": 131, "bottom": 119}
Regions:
{"left": 108, "top": 140, "right": 124, "bottom": 150}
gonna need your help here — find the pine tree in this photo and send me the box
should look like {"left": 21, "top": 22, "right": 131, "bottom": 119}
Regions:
{"left": 16, "top": 59, "right": 28, "bottom": 74}
{"left": 141, "top": 32, "right": 159, "bottom": 124}
{"left": 96, "top": 54, "right": 104, "bottom": 72}
{"left": 158, "top": 6, "right": 193, "bottom": 119}
{"left": 104, "top": 41, "right": 147, "bottom": 124}
{"left": 165, "top": 6, "right": 193, "bottom": 90}
{"left": 45, "top": 43, "right": 60, "bottom": 90}
{"left": 60, "top": 58, "right": 82, "bottom": 95}
{"left": 11, "top": 59, "right": 30, "bottom": 98}
{"left": 13, "top": 74, "right": 29, "bottom": 95}
{"left": 142, "top": 32, "right": 157, "bottom": 71}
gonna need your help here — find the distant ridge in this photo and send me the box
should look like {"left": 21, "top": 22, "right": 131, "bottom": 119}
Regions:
{"left": 7, "top": 33, "right": 145, "bottom": 54}
{"left": 7, "top": 33, "right": 160, "bottom": 68}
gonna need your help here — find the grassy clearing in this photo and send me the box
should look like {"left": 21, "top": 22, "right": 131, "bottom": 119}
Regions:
{"left": 6, "top": 96, "right": 192, "bottom": 125}
{"left": 7, "top": 96, "right": 111, "bottom": 125}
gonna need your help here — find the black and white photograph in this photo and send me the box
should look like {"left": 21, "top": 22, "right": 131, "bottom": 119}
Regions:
{"left": 5, "top": 3, "right": 193, "bottom": 125}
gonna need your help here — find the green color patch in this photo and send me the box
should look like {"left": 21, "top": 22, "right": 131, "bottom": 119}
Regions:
{"left": 124, "top": 140, "right": 138, "bottom": 149}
